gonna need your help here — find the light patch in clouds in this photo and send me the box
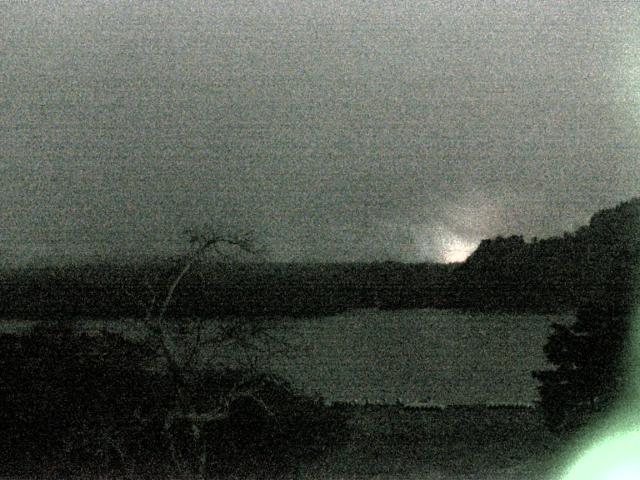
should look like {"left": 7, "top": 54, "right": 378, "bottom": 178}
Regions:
{"left": 1, "top": 1, "right": 639, "bottom": 264}
{"left": 410, "top": 223, "right": 478, "bottom": 263}
{"left": 440, "top": 235, "right": 478, "bottom": 264}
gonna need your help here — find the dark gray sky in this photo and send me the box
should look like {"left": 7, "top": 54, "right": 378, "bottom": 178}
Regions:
{"left": 2, "top": 1, "right": 639, "bottom": 264}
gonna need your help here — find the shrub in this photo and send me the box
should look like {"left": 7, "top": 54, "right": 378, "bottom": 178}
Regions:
{"left": 0, "top": 322, "right": 348, "bottom": 478}
{"left": 532, "top": 300, "right": 632, "bottom": 434}
{"left": 0, "top": 321, "right": 170, "bottom": 476}
{"left": 164, "top": 370, "right": 349, "bottom": 479}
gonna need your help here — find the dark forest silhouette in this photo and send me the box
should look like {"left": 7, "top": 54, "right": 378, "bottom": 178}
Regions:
{"left": 0, "top": 197, "right": 637, "bottom": 320}
{"left": 533, "top": 299, "right": 633, "bottom": 435}
{"left": 449, "top": 197, "right": 639, "bottom": 311}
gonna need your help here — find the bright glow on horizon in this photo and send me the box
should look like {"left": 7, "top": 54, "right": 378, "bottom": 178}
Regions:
{"left": 441, "top": 235, "right": 478, "bottom": 263}
{"left": 410, "top": 223, "right": 479, "bottom": 263}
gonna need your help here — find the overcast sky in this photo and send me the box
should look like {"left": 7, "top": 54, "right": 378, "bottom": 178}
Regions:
{"left": 2, "top": 1, "right": 639, "bottom": 264}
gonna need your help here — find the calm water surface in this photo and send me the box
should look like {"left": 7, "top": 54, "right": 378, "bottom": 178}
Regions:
{"left": 2, "top": 308, "right": 572, "bottom": 406}
{"left": 267, "top": 308, "right": 572, "bottom": 406}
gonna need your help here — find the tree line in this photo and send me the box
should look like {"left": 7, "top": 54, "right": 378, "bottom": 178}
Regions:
{"left": 0, "top": 197, "right": 637, "bottom": 319}
{"left": 449, "top": 197, "right": 638, "bottom": 311}
{"left": 0, "top": 259, "right": 454, "bottom": 320}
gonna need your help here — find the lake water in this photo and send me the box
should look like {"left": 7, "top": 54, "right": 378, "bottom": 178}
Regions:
{"left": 266, "top": 308, "right": 572, "bottom": 406}
{"left": 1, "top": 308, "right": 572, "bottom": 406}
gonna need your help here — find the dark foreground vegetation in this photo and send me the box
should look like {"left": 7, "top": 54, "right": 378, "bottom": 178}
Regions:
{"left": 0, "top": 322, "right": 348, "bottom": 479}
{"left": 533, "top": 296, "right": 636, "bottom": 436}
{"left": 0, "top": 198, "right": 637, "bottom": 320}
{"left": 0, "top": 231, "right": 352, "bottom": 479}
{"left": 300, "top": 404, "right": 561, "bottom": 479}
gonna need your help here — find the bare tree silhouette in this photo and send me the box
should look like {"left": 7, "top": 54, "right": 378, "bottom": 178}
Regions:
{"left": 135, "top": 227, "right": 288, "bottom": 479}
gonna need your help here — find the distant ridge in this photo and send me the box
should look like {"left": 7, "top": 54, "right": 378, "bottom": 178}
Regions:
{"left": 0, "top": 198, "right": 637, "bottom": 319}
{"left": 449, "top": 196, "right": 640, "bottom": 311}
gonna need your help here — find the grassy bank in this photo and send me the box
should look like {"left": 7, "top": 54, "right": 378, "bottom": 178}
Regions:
{"left": 298, "top": 405, "right": 563, "bottom": 480}
{"left": 0, "top": 404, "right": 575, "bottom": 479}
